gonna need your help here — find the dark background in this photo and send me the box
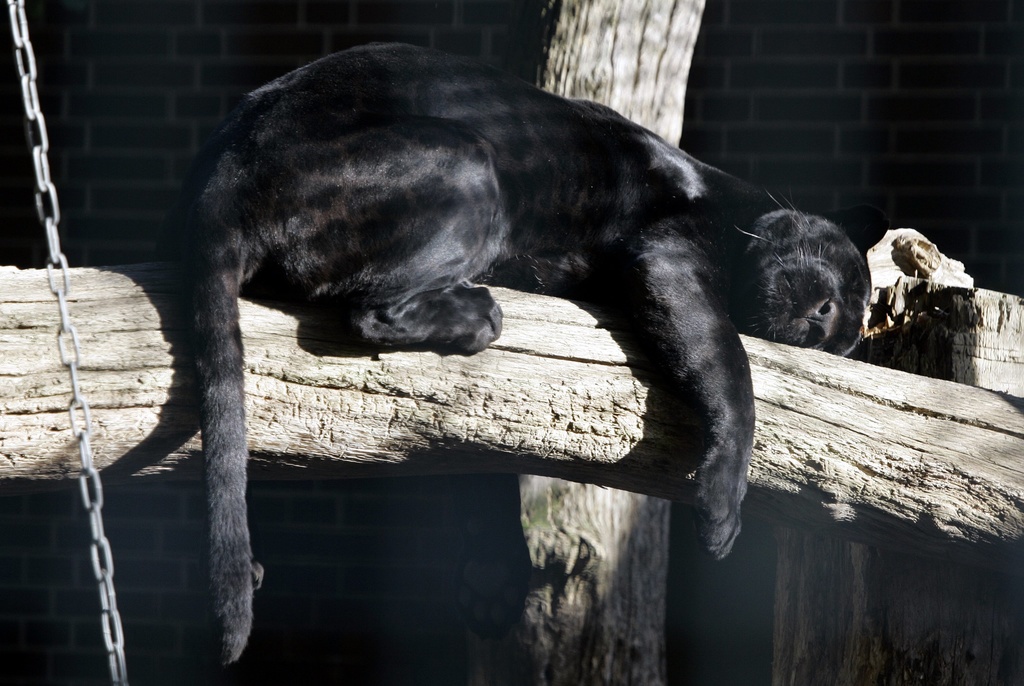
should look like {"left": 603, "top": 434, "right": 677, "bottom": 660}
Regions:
{"left": 1, "top": 1, "right": 1020, "bottom": 684}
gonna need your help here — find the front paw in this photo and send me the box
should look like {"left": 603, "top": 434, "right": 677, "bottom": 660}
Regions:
{"left": 448, "top": 286, "right": 502, "bottom": 353}
{"left": 692, "top": 437, "right": 751, "bottom": 559}
{"left": 693, "top": 500, "right": 742, "bottom": 560}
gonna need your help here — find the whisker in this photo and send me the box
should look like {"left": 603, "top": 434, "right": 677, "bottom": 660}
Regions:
{"left": 784, "top": 189, "right": 796, "bottom": 210}
{"left": 733, "top": 224, "right": 773, "bottom": 244}
{"left": 765, "top": 189, "right": 781, "bottom": 208}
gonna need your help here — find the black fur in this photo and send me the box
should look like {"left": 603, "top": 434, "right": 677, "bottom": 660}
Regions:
{"left": 166, "top": 43, "right": 887, "bottom": 663}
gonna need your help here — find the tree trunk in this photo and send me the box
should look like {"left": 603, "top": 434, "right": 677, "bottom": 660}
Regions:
{"left": 773, "top": 530, "right": 1024, "bottom": 686}
{"left": 467, "top": 484, "right": 670, "bottom": 685}
{"left": 506, "top": 0, "right": 703, "bottom": 142}
{"left": 467, "top": 1, "right": 702, "bottom": 684}
{"left": 772, "top": 272, "right": 1024, "bottom": 685}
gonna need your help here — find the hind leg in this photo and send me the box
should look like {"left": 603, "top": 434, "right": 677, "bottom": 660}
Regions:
{"left": 348, "top": 282, "right": 503, "bottom": 354}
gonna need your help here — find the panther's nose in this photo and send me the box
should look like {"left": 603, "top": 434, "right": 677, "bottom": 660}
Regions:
{"left": 803, "top": 298, "right": 838, "bottom": 344}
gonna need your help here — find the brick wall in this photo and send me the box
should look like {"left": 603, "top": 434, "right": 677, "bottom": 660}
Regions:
{"left": 0, "top": 479, "right": 469, "bottom": 685}
{"left": 1, "top": 1, "right": 1020, "bottom": 291}
{"left": 0, "top": 478, "right": 776, "bottom": 686}
{"left": 0, "top": 0, "right": 510, "bottom": 268}
{"left": 1, "top": 1, "right": 1020, "bottom": 685}
{"left": 682, "top": 0, "right": 1024, "bottom": 295}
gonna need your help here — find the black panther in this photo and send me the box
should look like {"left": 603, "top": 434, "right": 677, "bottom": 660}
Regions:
{"left": 165, "top": 42, "right": 886, "bottom": 663}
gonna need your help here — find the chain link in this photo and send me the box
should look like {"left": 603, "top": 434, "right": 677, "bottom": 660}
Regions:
{"left": 7, "top": 1, "right": 128, "bottom": 683}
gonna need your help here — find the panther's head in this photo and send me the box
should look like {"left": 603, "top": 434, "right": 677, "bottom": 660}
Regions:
{"left": 730, "top": 207, "right": 888, "bottom": 357}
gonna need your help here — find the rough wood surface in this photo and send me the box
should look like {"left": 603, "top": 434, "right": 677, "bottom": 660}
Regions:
{"left": 774, "top": 267, "right": 1024, "bottom": 686}
{"left": 2, "top": 263, "right": 1024, "bottom": 573}
{"left": 535, "top": 0, "right": 703, "bottom": 142}
{"left": 867, "top": 277, "right": 1024, "bottom": 395}
{"left": 772, "top": 529, "right": 1024, "bottom": 686}
{"left": 866, "top": 228, "right": 973, "bottom": 290}
{"left": 468, "top": 483, "right": 670, "bottom": 686}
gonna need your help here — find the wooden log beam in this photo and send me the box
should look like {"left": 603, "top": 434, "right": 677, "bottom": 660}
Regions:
{"left": 2, "top": 263, "right": 1023, "bottom": 572}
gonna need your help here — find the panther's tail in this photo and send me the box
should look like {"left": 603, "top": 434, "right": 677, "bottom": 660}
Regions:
{"left": 184, "top": 203, "right": 261, "bottom": 665}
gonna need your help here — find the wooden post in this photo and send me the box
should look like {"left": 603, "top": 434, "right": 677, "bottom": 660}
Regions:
{"left": 771, "top": 237, "right": 1024, "bottom": 685}
{"left": 467, "top": 1, "right": 704, "bottom": 684}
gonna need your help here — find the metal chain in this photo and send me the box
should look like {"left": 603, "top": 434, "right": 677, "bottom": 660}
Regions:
{"left": 6, "top": 1, "right": 129, "bottom": 683}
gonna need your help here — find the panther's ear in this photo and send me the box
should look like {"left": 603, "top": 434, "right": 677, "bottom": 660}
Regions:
{"left": 821, "top": 205, "right": 889, "bottom": 254}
